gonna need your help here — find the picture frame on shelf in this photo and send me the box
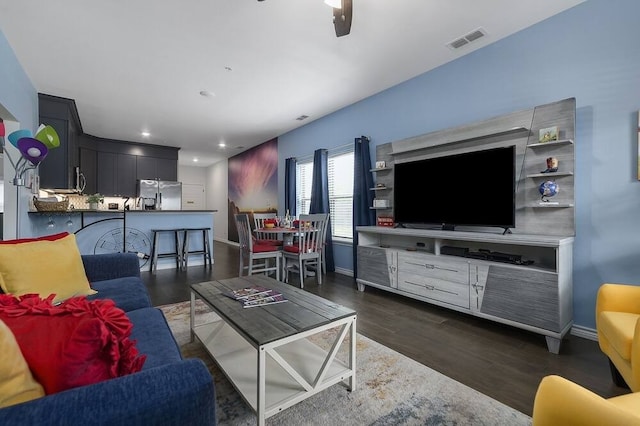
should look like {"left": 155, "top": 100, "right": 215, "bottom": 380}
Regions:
{"left": 539, "top": 126, "right": 558, "bottom": 143}
{"left": 375, "top": 160, "right": 386, "bottom": 169}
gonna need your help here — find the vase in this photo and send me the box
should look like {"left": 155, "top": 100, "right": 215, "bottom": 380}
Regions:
{"left": 89, "top": 202, "right": 98, "bottom": 210}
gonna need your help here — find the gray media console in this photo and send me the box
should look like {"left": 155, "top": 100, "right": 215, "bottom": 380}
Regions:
{"left": 356, "top": 226, "right": 573, "bottom": 354}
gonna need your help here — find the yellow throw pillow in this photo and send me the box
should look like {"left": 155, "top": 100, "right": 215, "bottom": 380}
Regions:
{"left": 0, "top": 319, "right": 45, "bottom": 407}
{"left": 0, "top": 233, "right": 97, "bottom": 304}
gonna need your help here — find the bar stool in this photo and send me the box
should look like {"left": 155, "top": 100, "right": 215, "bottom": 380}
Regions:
{"left": 181, "top": 227, "right": 213, "bottom": 269}
{"left": 149, "top": 228, "right": 183, "bottom": 273}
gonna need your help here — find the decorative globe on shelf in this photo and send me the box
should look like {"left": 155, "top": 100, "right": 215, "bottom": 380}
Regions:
{"left": 539, "top": 180, "right": 559, "bottom": 202}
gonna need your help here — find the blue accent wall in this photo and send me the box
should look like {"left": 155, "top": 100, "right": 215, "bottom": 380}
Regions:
{"left": 278, "top": 0, "right": 640, "bottom": 329}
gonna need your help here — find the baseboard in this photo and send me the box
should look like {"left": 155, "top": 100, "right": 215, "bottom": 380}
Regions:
{"left": 335, "top": 267, "right": 353, "bottom": 277}
{"left": 570, "top": 325, "right": 597, "bottom": 341}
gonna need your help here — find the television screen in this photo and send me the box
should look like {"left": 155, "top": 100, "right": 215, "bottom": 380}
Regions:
{"left": 393, "top": 145, "right": 516, "bottom": 231}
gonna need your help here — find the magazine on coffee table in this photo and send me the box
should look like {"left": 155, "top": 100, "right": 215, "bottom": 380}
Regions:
{"left": 223, "top": 285, "right": 288, "bottom": 308}
{"left": 224, "top": 286, "right": 274, "bottom": 300}
{"left": 241, "top": 292, "right": 288, "bottom": 308}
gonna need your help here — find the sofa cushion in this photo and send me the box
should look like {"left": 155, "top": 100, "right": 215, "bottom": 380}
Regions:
{"left": 0, "top": 319, "right": 45, "bottom": 408}
{"left": 0, "top": 294, "right": 146, "bottom": 395}
{"left": 127, "top": 307, "right": 183, "bottom": 370}
{"left": 88, "top": 276, "right": 151, "bottom": 312}
{"left": 0, "top": 233, "right": 96, "bottom": 304}
{"left": 598, "top": 311, "right": 639, "bottom": 360}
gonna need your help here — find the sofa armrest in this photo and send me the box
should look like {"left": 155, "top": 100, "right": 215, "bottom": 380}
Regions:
{"left": 0, "top": 359, "right": 215, "bottom": 426}
{"left": 532, "top": 375, "right": 639, "bottom": 426}
{"left": 596, "top": 283, "right": 640, "bottom": 316}
{"left": 82, "top": 253, "right": 141, "bottom": 282}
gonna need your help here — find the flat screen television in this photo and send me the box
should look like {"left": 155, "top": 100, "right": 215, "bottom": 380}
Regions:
{"left": 393, "top": 145, "right": 516, "bottom": 232}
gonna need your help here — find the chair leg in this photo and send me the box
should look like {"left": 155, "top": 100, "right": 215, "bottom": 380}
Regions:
{"left": 150, "top": 232, "right": 160, "bottom": 273}
{"left": 317, "top": 257, "right": 322, "bottom": 285}
{"left": 609, "top": 359, "right": 630, "bottom": 388}
{"left": 298, "top": 257, "right": 304, "bottom": 288}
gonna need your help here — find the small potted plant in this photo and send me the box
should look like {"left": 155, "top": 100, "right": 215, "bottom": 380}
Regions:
{"left": 86, "top": 193, "right": 104, "bottom": 210}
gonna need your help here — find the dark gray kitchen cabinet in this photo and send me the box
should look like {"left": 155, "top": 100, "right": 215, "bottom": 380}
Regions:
{"left": 116, "top": 154, "right": 136, "bottom": 196}
{"left": 95, "top": 152, "right": 136, "bottom": 197}
{"left": 136, "top": 156, "right": 177, "bottom": 181}
{"left": 79, "top": 147, "right": 97, "bottom": 195}
{"left": 38, "top": 94, "right": 81, "bottom": 189}
{"left": 96, "top": 152, "right": 116, "bottom": 195}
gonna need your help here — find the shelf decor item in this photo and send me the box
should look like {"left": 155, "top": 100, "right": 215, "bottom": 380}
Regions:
{"left": 539, "top": 126, "right": 558, "bottom": 143}
{"left": 375, "top": 160, "right": 386, "bottom": 169}
{"left": 541, "top": 157, "right": 559, "bottom": 173}
{"left": 539, "top": 180, "right": 559, "bottom": 203}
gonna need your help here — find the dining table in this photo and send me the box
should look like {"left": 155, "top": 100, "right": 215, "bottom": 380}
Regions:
{"left": 255, "top": 226, "right": 308, "bottom": 246}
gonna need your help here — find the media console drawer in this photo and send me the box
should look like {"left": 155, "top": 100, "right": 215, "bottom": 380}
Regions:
{"left": 397, "top": 271, "right": 470, "bottom": 309}
{"left": 397, "top": 252, "right": 469, "bottom": 284}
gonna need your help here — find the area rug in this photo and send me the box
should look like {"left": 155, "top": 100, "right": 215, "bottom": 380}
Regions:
{"left": 160, "top": 301, "right": 532, "bottom": 426}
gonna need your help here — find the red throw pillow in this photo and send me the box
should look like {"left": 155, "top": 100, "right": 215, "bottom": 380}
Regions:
{"left": 0, "top": 232, "right": 69, "bottom": 245}
{"left": 0, "top": 294, "right": 146, "bottom": 395}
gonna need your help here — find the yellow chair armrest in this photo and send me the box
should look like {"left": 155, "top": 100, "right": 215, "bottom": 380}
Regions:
{"left": 596, "top": 283, "right": 640, "bottom": 316}
{"left": 532, "top": 375, "right": 640, "bottom": 426}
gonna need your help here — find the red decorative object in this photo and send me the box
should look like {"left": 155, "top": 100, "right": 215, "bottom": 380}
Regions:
{"left": 0, "top": 232, "right": 69, "bottom": 245}
{"left": 0, "top": 294, "right": 146, "bottom": 395}
{"left": 377, "top": 216, "right": 395, "bottom": 227}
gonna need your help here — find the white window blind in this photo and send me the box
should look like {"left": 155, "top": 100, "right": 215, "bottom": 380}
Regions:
{"left": 296, "top": 148, "right": 354, "bottom": 240}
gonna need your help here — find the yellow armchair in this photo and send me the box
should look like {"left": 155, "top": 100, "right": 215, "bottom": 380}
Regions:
{"left": 596, "top": 283, "right": 640, "bottom": 391}
{"left": 532, "top": 375, "right": 640, "bottom": 426}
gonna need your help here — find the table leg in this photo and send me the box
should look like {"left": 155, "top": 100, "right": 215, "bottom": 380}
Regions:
{"left": 190, "top": 291, "right": 195, "bottom": 343}
{"left": 257, "top": 346, "right": 266, "bottom": 426}
{"left": 349, "top": 317, "right": 356, "bottom": 391}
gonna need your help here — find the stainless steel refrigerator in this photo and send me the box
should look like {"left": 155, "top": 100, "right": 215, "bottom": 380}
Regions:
{"left": 137, "top": 179, "right": 182, "bottom": 210}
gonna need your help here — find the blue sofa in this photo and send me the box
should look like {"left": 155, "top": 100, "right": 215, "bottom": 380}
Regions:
{"left": 0, "top": 253, "right": 216, "bottom": 426}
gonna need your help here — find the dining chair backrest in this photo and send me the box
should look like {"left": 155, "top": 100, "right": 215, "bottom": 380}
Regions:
{"left": 297, "top": 213, "right": 328, "bottom": 254}
{"left": 253, "top": 213, "right": 277, "bottom": 241}
{"left": 234, "top": 213, "right": 253, "bottom": 252}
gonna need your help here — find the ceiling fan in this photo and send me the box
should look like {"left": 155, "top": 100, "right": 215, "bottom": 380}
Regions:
{"left": 257, "top": 0, "right": 353, "bottom": 37}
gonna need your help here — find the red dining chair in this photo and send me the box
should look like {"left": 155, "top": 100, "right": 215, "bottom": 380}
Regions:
{"left": 234, "top": 213, "right": 282, "bottom": 281}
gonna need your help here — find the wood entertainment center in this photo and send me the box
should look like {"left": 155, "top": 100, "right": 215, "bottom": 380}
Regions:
{"left": 357, "top": 98, "right": 575, "bottom": 353}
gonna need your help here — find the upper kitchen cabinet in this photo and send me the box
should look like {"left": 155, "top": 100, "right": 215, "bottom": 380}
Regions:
{"left": 38, "top": 94, "right": 82, "bottom": 189}
{"left": 79, "top": 134, "right": 179, "bottom": 196}
{"left": 136, "top": 156, "right": 178, "bottom": 181}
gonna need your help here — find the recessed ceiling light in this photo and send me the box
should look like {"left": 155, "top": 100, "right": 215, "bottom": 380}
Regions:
{"left": 141, "top": 131, "right": 151, "bottom": 137}
{"left": 199, "top": 90, "right": 215, "bottom": 97}
{"left": 218, "top": 143, "right": 226, "bottom": 148}
{"left": 193, "top": 158, "right": 199, "bottom": 163}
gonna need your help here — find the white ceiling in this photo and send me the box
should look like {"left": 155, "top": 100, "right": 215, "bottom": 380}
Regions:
{"left": 0, "top": 0, "right": 584, "bottom": 167}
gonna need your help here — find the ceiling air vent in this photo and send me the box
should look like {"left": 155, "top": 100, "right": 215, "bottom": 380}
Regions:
{"left": 296, "top": 115, "right": 309, "bottom": 121}
{"left": 447, "top": 27, "right": 487, "bottom": 50}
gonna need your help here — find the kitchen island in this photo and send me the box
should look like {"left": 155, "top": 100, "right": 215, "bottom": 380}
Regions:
{"left": 27, "top": 209, "right": 217, "bottom": 271}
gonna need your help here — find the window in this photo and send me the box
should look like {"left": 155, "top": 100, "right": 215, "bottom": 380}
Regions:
{"left": 296, "top": 147, "right": 354, "bottom": 240}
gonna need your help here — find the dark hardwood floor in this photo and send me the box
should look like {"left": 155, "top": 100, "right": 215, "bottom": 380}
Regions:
{"left": 142, "top": 241, "right": 629, "bottom": 417}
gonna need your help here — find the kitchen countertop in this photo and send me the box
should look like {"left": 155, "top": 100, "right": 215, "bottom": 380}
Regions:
{"left": 29, "top": 209, "right": 218, "bottom": 214}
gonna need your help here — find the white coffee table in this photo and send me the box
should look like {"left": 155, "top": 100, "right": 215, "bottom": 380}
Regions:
{"left": 190, "top": 275, "right": 357, "bottom": 426}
